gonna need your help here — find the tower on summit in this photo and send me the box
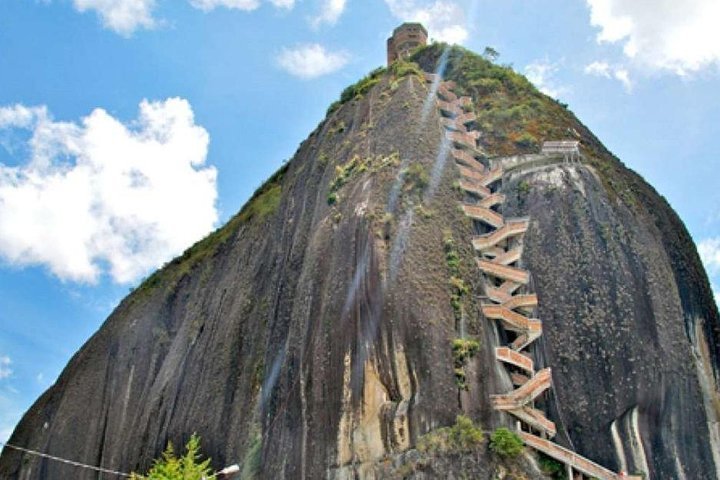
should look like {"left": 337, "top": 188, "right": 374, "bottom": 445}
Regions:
{"left": 387, "top": 23, "right": 428, "bottom": 66}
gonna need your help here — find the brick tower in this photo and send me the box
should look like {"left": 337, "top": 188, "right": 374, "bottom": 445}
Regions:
{"left": 387, "top": 23, "right": 428, "bottom": 66}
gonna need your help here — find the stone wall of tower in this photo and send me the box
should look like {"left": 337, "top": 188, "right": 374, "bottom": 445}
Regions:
{"left": 387, "top": 23, "right": 428, "bottom": 65}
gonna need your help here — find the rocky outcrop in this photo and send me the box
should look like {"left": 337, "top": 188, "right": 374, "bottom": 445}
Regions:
{"left": 1, "top": 46, "right": 718, "bottom": 480}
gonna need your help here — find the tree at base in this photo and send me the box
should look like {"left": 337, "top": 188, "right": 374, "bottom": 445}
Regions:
{"left": 131, "top": 434, "right": 215, "bottom": 480}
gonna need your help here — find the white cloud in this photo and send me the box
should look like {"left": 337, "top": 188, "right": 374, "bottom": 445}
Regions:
{"left": 0, "top": 357, "right": 11, "bottom": 380}
{"left": 524, "top": 60, "right": 565, "bottom": 99}
{"left": 384, "top": 0, "right": 468, "bottom": 44}
{"left": 311, "top": 0, "right": 347, "bottom": 27}
{"left": 0, "top": 99, "right": 218, "bottom": 284}
{"left": 585, "top": 61, "right": 612, "bottom": 77}
{"left": 276, "top": 44, "right": 349, "bottom": 79}
{"left": 269, "top": 0, "right": 295, "bottom": 8}
{"left": 699, "top": 238, "right": 720, "bottom": 275}
{"left": 189, "top": 0, "right": 260, "bottom": 12}
{"left": 73, "top": 0, "right": 156, "bottom": 35}
{"left": 585, "top": 0, "right": 720, "bottom": 75}
{"left": 188, "top": 0, "right": 296, "bottom": 12}
{"left": 0, "top": 393, "right": 20, "bottom": 443}
{"left": 584, "top": 61, "right": 633, "bottom": 91}
{"left": 0, "top": 105, "right": 48, "bottom": 130}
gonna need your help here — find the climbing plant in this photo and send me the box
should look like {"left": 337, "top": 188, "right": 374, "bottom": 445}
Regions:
{"left": 452, "top": 338, "right": 480, "bottom": 390}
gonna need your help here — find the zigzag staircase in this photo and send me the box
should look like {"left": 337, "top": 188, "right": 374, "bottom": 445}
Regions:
{"left": 425, "top": 73, "right": 625, "bottom": 480}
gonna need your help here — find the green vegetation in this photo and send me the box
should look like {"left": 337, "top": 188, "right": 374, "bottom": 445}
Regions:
{"left": 482, "top": 46, "right": 500, "bottom": 62}
{"left": 538, "top": 452, "right": 567, "bottom": 479}
{"left": 452, "top": 338, "right": 480, "bottom": 389}
{"left": 389, "top": 59, "right": 424, "bottom": 79}
{"left": 517, "top": 179, "right": 531, "bottom": 196}
{"left": 443, "top": 232, "right": 473, "bottom": 336}
{"left": 131, "top": 434, "right": 214, "bottom": 480}
{"left": 515, "top": 132, "right": 539, "bottom": 149}
{"left": 327, "top": 152, "right": 400, "bottom": 205}
{"left": 443, "top": 233, "right": 461, "bottom": 274}
{"left": 327, "top": 67, "right": 387, "bottom": 116}
{"left": 412, "top": 44, "right": 581, "bottom": 156}
{"left": 329, "top": 120, "right": 346, "bottom": 135}
{"left": 239, "top": 184, "right": 281, "bottom": 222}
{"left": 489, "top": 428, "right": 524, "bottom": 457}
{"left": 402, "top": 162, "right": 429, "bottom": 196}
{"left": 417, "top": 415, "right": 484, "bottom": 454}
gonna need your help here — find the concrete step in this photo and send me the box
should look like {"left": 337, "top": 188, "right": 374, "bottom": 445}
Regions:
{"left": 482, "top": 304, "right": 541, "bottom": 333}
{"left": 496, "top": 347, "right": 534, "bottom": 373}
{"left": 451, "top": 149, "right": 486, "bottom": 172}
{"left": 457, "top": 112, "right": 477, "bottom": 125}
{"left": 457, "top": 164, "right": 503, "bottom": 187}
{"left": 519, "top": 432, "right": 621, "bottom": 480}
{"left": 509, "top": 407, "right": 557, "bottom": 438}
{"left": 438, "top": 84, "right": 457, "bottom": 102}
{"left": 436, "top": 99, "right": 462, "bottom": 117}
{"left": 502, "top": 293, "right": 538, "bottom": 311}
{"left": 493, "top": 247, "right": 522, "bottom": 266}
{"left": 447, "top": 130, "right": 479, "bottom": 151}
{"left": 511, "top": 372, "right": 530, "bottom": 386}
{"left": 479, "top": 193, "right": 505, "bottom": 209}
{"left": 462, "top": 204, "right": 504, "bottom": 228}
{"left": 472, "top": 220, "right": 529, "bottom": 250}
{"left": 477, "top": 260, "right": 530, "bottom": 285}
{"left": 511, "top": 331, "right": 541, "bottom": 351}
{"left": 491, "top": 368, "right": 552, "bottom": 409}
{"left": 459, "top": 179, "right": 491, "bottom": 198}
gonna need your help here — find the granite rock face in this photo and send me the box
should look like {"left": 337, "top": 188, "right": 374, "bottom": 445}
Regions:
{"left": 1, "top": 46, "right": 718, "bottom": 479}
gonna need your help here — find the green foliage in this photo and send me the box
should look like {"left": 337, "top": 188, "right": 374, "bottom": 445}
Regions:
{"left": 131, "top": 434, "right": 214, "bottom": 480}
{"left": 417, "top": 415, "right": 484, "bottom": 454}
{"left": 452, "top": 339, "right": 480, "bottom": 368}
{"left": 443, "top": 231, "right": 460, "bottom": 275}
{"left": 327, "top": 153, "right": 400, "bottom": 205}
{"left": 515, "top": 132, "right": 539, "bottom": 149}
{"left": 482, "top": 46, "right": 500, "bottom": 62}
{"left": 239, "top": 184, "right": 282, "bottom": 222}
{"left": 326, "top": 100, "right": 341, "bottom": 116}
{"left": 330, "top": 155, "right": 361, "bottom": 194}
{"left": 538, "top": 453, "right": 567, "bottom": 479}
{"left": 329, "top": 120, "right": 346, "bottom": 135}
{"left": 402, "top": 162, "right": 429, "bottom": 195}
{"left": 517, "top": 180, "right": 531, "bottom": 196}
{"left": 452, "top": 338, "right": 480, "bottom": 390}
{"left": 489, "top": 428, "right": 524, "bottom": 457}
{"left": 389, "top": 59, "right": 424, "bottom": 79}
{"left": 338, "top": 67, "right": 386, "bottom": 105}
{"left": 412, "top": 44, "right": 579, "bottom": 156}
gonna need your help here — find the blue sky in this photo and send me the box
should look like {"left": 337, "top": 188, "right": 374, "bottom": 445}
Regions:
{"left": 0, "top": 0, "right": 719, "bottom": 441}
